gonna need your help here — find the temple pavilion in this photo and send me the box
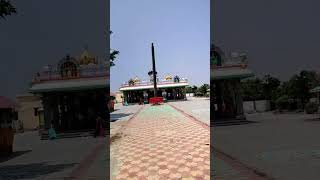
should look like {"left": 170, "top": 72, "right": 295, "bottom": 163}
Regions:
{"left": 29, "top": 48, "right": 108, "bottom": 136}
{"left": 211, "top": 44, "right": 254, "bottom": 122}
{"left": 119, "top": 74, "right": 189, "bottom": 104}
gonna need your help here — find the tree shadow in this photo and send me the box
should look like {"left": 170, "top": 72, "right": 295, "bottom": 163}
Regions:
{"left": 0, "top": 150, "right": 32, "bottom": 163}
{"left": 0, "top": 162, "right": 77, "bottom": 179}
{"left": 110, "top": 113, "right": 133, "bottom": 122}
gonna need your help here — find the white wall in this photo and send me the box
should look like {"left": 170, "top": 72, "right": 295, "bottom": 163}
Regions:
{"left": 243, "top": 100, "right": 271, "bottom": 113}
{"left": 186, "top": 93, "right": 194, "bottom": 97}
{"left": 243, "top": 101, "right": 255, "bottom": 113}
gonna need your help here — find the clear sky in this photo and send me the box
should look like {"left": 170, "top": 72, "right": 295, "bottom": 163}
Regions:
{"left": 0, "top": 0, "right": 107, "bottom": 99}
{"left": 212, "top": 0, "right": 320, "bottom": 81}
{"left": 110, "top": 0, "right": 210, "bottom": 92}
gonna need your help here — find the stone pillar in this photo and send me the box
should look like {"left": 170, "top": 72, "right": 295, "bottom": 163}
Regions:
{"left": 123, "top": 92, "right": 127, "bottom": 104}
{"left": 183, "top": 87, "right": 187, "bottom": 100}
{"left": 215, "top": 81, "right": 224, "bottom": 119}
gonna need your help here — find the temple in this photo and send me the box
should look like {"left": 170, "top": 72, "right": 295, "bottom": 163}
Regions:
{"left": 29, "top": 47, "right": 108, "bottom": 137}
{"left": 211, "top": 44, "right": 254, "bottom": 122}
{"left": 119, "top": 74, "right": 189, "bottom": 104}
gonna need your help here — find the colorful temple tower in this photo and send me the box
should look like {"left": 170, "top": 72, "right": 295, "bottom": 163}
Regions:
{"left": 211, "top": 44, "right": 254, "bottom": 123}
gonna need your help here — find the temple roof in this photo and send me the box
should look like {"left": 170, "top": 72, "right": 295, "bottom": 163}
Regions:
{"left": 211, "top": 66, "right": 254, "bottom": 80}
{"left": 133, "top": 76, "right": 140, "bottom": 82}
{"left": 29, "top": 77, "right": 108, "bottom": 93}
{"left": 79, "top": 47, "right": 97, "bottom": 65}
{"left": 80, "top": 49, "right": 91, "bottom": 59}
{"left": 119, "top": 81, "right": 188, "bottom": 91}
{"left": 165, "top": 75, "right": 172, "bottom": 80}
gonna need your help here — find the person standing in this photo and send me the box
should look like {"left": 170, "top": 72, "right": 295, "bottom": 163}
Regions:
{"left": 48, "top": 121, "right": 57, "bottom": 140}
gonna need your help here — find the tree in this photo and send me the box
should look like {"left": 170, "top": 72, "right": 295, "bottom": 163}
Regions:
{"left": 110, "top": 31, "right": 119, "bottom": 67}
{"left": 241, "top": 78, "right": 264, "bottom": 101}
{"left": 192, "top": 85, "right": 198, "bottom": 93}
{"left": 287, "top": 70, "right": 319, "bottom": 109}
{"left": 198, "top": 84, "right": 209, "bottom": 96}
{"left": 0, "top": 0, "right": 16, "bottom": 19}
{"left": 262, "top": 74, "right": 280, "bottom": 100}
{"left": 185, "top": 86, "right": 193, "bottom": 93}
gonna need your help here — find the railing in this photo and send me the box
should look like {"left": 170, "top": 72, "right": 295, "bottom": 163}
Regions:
{"left": 32, "top": 66, "right": 108, "bottom": 84}
{"left": 120, "top": 79, "right": 188, "bottom": 88}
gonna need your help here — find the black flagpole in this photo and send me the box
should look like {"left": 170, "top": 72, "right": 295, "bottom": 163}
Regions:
{"left": 151, "top": 43, "right": 157, "bottom": 97}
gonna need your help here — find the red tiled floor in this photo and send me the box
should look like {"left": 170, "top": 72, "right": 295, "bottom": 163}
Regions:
{"left": 111, "top": 104, "right": 210, "bottom": 179}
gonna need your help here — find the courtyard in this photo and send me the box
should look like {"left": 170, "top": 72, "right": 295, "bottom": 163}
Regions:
{"left": 214, "top": 111, "right": 320, "bottom": 180}
{"left": 110, "top": 98, "right": 210, "bottom": 179}
{"left": 0, "top": 131, "right": 107, "bottom": 179}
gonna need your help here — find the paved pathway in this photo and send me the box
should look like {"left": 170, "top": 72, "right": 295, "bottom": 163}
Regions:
{"left": 111, "top": 104, "right": 210, "bottom": 179}
{"left": 110, "top": 104, "right": 142, "bottom": 137}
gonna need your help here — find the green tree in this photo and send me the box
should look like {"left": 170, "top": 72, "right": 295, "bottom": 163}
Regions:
{"left": 262, "top": 74, "right": 280, "bottom": 100}
{"left": 185, "top": 86, "right": 193, "bottom": 93}
{"left": 192, "top": 85, "right": 198, "bottom": 93}
{"left": 241, "top": 78, "right": 264, "bottom": 101}
{"left": 287, "top": 70, "right": 319, "bottom": 109}
{"left": 198, "top": 84, "right": 209, "bottom": 96}
{"left": 110, "top": 31, "right": 119, "bottom": 66}
{"left": 261, "top": 74, "right": 281, "bottom": 109}
{"left": 0, "top": 0, "right": 16, "bottom": 19}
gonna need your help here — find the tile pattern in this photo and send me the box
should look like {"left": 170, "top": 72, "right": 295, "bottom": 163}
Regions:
{"left": 111, "top": 104, "right": 210, "bottom": 179}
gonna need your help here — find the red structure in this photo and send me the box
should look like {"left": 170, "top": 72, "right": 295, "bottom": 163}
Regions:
{"left": 149, "top": 97, "right": 164, "bottom": 104}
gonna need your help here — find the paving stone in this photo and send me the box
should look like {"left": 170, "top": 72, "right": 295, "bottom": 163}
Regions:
{"left": 111, "top": 104, "right": 210, "bottom": 179}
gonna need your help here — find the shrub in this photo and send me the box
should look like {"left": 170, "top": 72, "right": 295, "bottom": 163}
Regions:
{"left": 288, "top": 99, "right": 298, "bottom": 111}
{"left": 275, "top": 95, "right": 289, "bottom": 111}
{"left": 305, "top": 102, "right": 318, "bottom": 114}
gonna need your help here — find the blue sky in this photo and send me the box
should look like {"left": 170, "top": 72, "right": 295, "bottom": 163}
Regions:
{"left": 111, "top": 0, "right": 210, "bottom": 92}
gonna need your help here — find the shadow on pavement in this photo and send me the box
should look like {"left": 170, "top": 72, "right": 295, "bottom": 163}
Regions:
{"left": 0, "top": 150, "right": 32, "bottom": 163}
{"left": 0, "top": 162, "right": 77, "bottom": 179}
{"left": 211, "top": 120, "right": 259, "bottom": 127}
{"left": 111, "top": 108, "right": 119, "bottom": 113}
{"left": 110, "top": 113, "right": 133, "bottom": 122}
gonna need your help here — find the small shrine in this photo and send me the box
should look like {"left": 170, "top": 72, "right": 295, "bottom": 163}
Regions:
{"left": 119, "top": 74, "right": 188, "bottom": 104}
{"left": 211, "top": 44, "right": 254, "bottom": 121}
{"left": 29, "top": 47, "right": 108, "bottom": 137}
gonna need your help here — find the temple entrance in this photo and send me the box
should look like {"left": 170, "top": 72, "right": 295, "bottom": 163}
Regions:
{"left": 123, "top": 87, "right": 186, "bottom": 104}
{"left": 42, "top": 89, "right": 107, "bottom": 132}
{"left": 213, "top": 79, "right": 244, "bottom": 121}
